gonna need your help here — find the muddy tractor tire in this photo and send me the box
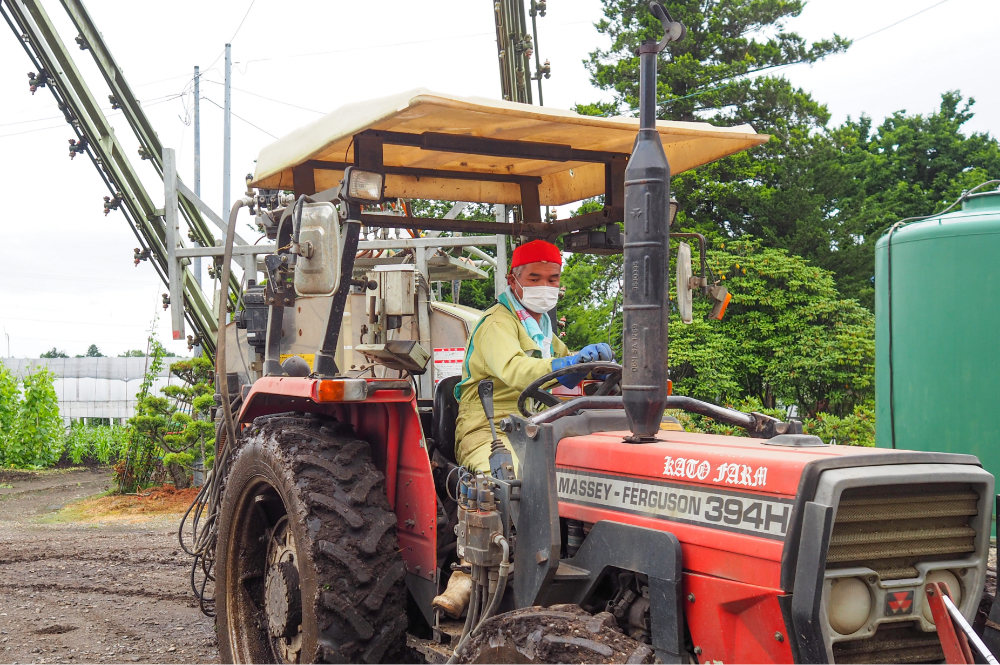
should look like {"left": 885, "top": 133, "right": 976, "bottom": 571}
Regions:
{"left": 216, "top": 414, "right": 408, "bottom": 663}
{"left": 457, "top": 604, "right": 655, "bottom": 664}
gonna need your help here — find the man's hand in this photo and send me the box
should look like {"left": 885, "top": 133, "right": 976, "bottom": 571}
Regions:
{"left": 551, "top": 343, "right": 616, "bottom": 388}
{"left": 578, "top": 343, "right": 614, "bottom": 363}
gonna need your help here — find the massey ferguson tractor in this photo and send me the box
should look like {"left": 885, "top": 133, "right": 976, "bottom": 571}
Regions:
{"left": 187, "top": 5, "right": 996, "bottom": 663}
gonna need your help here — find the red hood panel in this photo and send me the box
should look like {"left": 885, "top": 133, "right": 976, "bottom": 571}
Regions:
{"left": 555, "top": 430, "right": 885, "bottom": 499}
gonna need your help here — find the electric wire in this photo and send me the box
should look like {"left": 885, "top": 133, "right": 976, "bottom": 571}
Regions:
{"left": 661, "top": 0, "right": 961, "bottom": 109}
{"left": 201, "top": 79, "right": 325, "bottom": 114}
{"left": 201, "top": 96, "right": 277, "bottom": 138}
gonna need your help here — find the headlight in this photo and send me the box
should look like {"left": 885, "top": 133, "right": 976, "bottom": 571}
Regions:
{"left": 828, "top": 577, "right": 872, "bottom": 635}
{"left": 344, "top": 166, "right": 384, "bottom": 203}
{"left": 922, "top": 570, "right": 961, "bottom": 623}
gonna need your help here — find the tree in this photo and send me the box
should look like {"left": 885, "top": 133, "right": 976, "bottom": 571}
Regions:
{"left": 789, "top": 92, "right": 1000, "bottom": 308}
{"left": 40, "top": 347, "right": 68, "bottom": 358}
{"left": 559, "top": 235, "right": 873, "bottom": 418}
{"left": 85, "top": 344, "right": 103, "bottom": 357}
{"left": 670, "top": 238, "right": 874, "bottom": 417}
{"left": 128, "top": 355, "right": 215, "bottom": 489}
{"left": 119, "top": 350, "right": 147, "bottom": 357}
{"left": 581, "top": 1, "right": 848, "bottom": 252}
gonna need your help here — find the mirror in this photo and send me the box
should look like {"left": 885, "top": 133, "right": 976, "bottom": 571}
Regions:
{"left": 676, "top": 241, "right": 693, "bottom": 324}
{"left": 294, "top": 202, "right": 342, "bottom": 296}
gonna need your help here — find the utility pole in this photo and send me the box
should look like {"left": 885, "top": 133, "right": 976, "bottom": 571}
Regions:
{"left": 193, "top": 65, "right": 202, "bottom": 289}
{"left": 223, "top": 44, "right": 231, "bottom": 234}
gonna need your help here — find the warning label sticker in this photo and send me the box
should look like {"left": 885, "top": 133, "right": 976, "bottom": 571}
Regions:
{"left": 434, "top": 348, "right": 465, "bottom": 385}
{"left": 556, "top": 468, "right": 794, "bottom": 540}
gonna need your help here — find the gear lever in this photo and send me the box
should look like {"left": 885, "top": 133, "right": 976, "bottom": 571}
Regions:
{"left": 479, "top": 380, "right": 515, "bottom": 480}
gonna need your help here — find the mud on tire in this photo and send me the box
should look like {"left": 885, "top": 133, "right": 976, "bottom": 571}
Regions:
{"left": 216, "top": 413, "right": 408, "bottom": 663}
{"left": 457, "top": 604, "right": 655, "bottom": 664}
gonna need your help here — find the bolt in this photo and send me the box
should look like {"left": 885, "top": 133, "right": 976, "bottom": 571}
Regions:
{"left": 693, "top": 647, "right": 702, "bottom": 655}
{"left": 687, "top": 593, "right": 695, "bottom": 603}
{"left": 775, "top": 632, "right": 784, "bottom": 642}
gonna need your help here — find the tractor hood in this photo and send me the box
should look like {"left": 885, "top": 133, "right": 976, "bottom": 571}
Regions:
{"left": 251, "top": 88, "right": 769, "bottom": 206}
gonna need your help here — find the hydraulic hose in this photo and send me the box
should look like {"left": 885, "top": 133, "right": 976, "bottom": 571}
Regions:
{"left": 217, "top": 198, "right": 252, "bottom": 458}
{"left": 177, "top": 197, "right": 251, "bottom": 616}
{"left": 448, "top": 536, "right": 511, "bottom": 663}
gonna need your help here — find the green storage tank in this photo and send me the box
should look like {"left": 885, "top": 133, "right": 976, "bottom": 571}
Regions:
{"left": 875, "top": 190, "right": 1000, "bottom": 534}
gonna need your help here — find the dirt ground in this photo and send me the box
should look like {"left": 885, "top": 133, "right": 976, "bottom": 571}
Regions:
{"left": 0, "top": 468, "right": 219, "bottom": 664}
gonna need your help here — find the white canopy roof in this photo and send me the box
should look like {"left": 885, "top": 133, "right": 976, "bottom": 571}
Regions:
{"left": 252, "top": 89, "right": 769, "bottom": 206}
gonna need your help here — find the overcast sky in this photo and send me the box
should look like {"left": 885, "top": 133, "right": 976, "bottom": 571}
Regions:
{"left": 1, "top": 0, "right": 997, "bottom": 359}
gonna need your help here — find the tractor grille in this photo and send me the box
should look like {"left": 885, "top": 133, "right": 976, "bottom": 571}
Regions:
{"left": 827, "top": 483, "right": 979, "bottom": 580}
{"left": 828, "top": 483, "right": 980, "bottom": 664}
{"left": 833, "top": 622, "right": 943, "bottom": 664}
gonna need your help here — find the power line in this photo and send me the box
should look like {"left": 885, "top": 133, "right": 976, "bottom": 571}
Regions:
{"left": 201, "top": 0, "right": 257, "bottom": 73}
{"left": 228, "top": 0, "right": 256, "bottom": 43}
{"left": 201, "top": 96, "right": 277, "bottom": 138}
{"left": 201, "top": 79, "right": 325, "bottom": 114}
{"left": 662, "top": 0, "right": 958, "bottom": 108}
{"left": 0, "top": 94, "right": 185, "bottom": 139}
{"left": 236, "top": 19, "right": 593, "bottom": 69}
{"left": 854, "top": 0, "right": 952, "bottom": 42}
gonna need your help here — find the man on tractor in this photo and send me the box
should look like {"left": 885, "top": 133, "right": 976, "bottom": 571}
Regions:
{"left": 432, "top": 239, "right": 615, "bottom": 618}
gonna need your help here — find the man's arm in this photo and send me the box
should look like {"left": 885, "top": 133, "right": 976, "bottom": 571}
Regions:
{"left": 479, "top": 319, "right": 556, "bottom": 393}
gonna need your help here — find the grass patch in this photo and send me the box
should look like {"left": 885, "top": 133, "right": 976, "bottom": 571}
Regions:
{"left": 41, "top": 484, "right": 200, "bottom": 524}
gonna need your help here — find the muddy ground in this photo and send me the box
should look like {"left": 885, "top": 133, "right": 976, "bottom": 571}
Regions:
{"left": 0, "top": 468, "right": 219, "bottom": 664}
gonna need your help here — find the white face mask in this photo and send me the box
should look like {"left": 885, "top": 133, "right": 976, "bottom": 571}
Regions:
{"left": 516, "top": 279, "right": 560, "bottom": 313}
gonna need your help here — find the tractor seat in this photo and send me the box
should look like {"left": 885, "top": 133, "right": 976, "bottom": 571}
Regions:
{"left": 431, "top": 375, "right": 461, "bottom": 465}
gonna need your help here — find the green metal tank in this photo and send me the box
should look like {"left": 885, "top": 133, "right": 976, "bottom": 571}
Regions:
{"left": 875, "top": 190, "right": 1000, "bottom": 534}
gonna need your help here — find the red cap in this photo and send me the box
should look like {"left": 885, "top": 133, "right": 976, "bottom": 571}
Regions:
{"left": 510, "top": 240, "right": 562, "bottom": 271}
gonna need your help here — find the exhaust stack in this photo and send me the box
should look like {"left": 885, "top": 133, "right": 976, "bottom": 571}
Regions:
{"left": 621, "top": 4, "right": 685, "bottom": 441}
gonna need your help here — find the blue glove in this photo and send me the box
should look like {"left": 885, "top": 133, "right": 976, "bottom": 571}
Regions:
{"left": 579, "top": 343, "right": 614, "bottom": 363}
{"left": 551, "top": 344, "right": 616, "bottom": 388}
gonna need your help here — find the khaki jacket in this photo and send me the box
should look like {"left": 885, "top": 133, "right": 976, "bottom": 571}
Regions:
{"left": 454, "top": 301, "right": 568, "bottom": 466}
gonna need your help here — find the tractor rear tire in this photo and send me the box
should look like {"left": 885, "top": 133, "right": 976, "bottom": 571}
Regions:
{"left": 216, "top": 413, "right": 408, "bottom": 663}
{"left": 456, "top": 604, "right": 655, "bottom": 664}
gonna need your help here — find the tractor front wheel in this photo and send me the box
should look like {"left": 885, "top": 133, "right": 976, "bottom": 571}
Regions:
{"left": 215, "top": 414, "right": 408, "bottom": 663}
{"left": 456, "top": 604, "right": 655, "bottom": 664}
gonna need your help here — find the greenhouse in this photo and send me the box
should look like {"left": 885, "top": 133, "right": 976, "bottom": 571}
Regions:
{"left": 0, "top": 357, "right": 176, "bottom": 424}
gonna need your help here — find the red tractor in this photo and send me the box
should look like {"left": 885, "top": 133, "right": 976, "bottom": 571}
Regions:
{"left": 190, "top": 6, "right": 996, "bottom": 663}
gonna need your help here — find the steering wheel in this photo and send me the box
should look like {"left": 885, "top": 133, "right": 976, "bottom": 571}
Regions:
{"left": 517, "top": 362, "right": 623, "bottom": 418}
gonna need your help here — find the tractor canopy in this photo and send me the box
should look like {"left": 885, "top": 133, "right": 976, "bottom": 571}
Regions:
{"left": 251, "top": 88, "right": 769, "bottom": 206}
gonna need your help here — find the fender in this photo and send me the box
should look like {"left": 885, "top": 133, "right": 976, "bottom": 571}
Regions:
{"left": 236, "top": 376, "right": 438, "bottom": 611}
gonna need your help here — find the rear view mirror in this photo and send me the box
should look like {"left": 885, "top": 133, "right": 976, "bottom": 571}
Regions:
{"left": 676, "top": 242, "right": 693, "bottom": 324}
{"left": 294, "top": 202, "right": 342, "bottom": 296}
{"left": 708, "top": 285, "right": 731, "bottom": 320}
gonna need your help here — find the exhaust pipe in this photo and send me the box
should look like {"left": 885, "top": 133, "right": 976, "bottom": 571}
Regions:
{"left": 621, "top": 3, "right": 685, "bottom": 441}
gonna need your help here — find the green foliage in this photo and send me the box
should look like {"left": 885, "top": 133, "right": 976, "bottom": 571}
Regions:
{"left": 119, "top": 349, "right": 147, "bottom": 357}
{"left": 40, "top": 347, "right": 68, "bottom": 358}
{"left": 786, "top": 93, "right": 1000, "bottom": 307}
{"left": 1, "top": 366, "right": 64, "bottom": 468}
{"left": 65, "top": 422, "right": 129, "bottom": 464}
{"left": 560, "top": 236, "right": 874, "bottom": 420}
{"left": 585, "top": 0, "right": 847, "bottom": 123}
{"left": 119, "top": 344, "right": 214, "bottom": 492}
{"left": 583, "top": 3, "right": 1000, "bottom": 308}
{"left": 115, "top": 339, "right": 168, "bottom": 493}
{"left": 162, "top": 451, "right": 196, "bottom": 468}
{"left": 667, "top": 397, "right": 785, "bottom": 437}
{"left": 77, "top": 344, "right": 104, "bottom": 358}
{"left": 0, "top": 364, "right": 18, "bottom": 449}
{"left": 408, "top": 200, "right": 504, "bottom": 311}
{"left": 802, "top": 404, "right": 875, "bottom": 447}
